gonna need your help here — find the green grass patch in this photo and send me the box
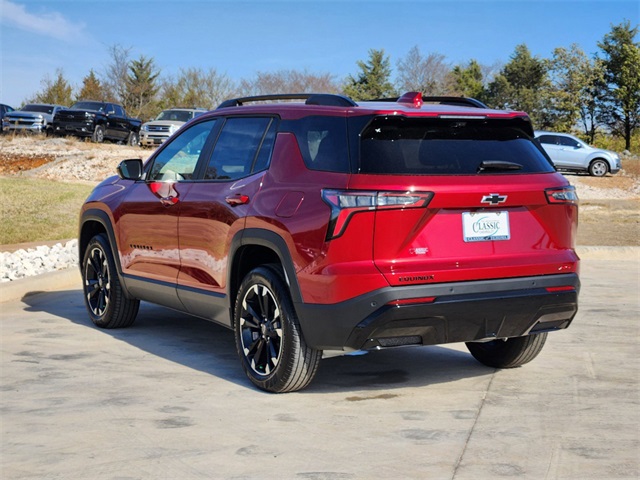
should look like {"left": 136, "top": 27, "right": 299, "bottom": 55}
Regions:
{"left": 0, "top": 177, "right": 93, "bottom": 245}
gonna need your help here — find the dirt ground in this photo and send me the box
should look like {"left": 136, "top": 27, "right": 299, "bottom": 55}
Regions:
{"left": 1, "top": 135, "right": 638, "bottom": 246}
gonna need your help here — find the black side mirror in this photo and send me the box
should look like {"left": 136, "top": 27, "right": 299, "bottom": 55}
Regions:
{"left": 117, "top": 159, "right": 143, "bottom": 180}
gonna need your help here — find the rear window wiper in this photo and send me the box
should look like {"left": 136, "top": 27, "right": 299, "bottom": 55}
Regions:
{"left": 477, "top": 160, "right": 523, "bottom": 173}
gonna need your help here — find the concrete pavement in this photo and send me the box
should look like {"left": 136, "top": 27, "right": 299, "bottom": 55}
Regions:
{"left": 1, "top": 258, "right": 639, "bottom": 479}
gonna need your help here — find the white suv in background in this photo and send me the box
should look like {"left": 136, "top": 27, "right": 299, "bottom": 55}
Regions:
{"left": 140, "top": 108, "right": 206, "bottom": 147}
{"left": 535, "top": 131, "right": 621, "bottom": 177}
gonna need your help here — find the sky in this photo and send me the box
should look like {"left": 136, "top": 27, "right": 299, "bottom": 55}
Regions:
{"left": 1, "top": 0, "right": 638, "bottom": 107}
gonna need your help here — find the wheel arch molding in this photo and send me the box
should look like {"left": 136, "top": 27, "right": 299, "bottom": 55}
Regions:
{"left": 228, "top": 228, "right": 303, "bottom": 306}
{"left": 79, "top": 209, "right": 130, "bottom": 294}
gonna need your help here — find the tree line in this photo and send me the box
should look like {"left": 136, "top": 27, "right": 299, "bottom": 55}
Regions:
{"left": 27, "top": 20, "right": 639, "bottom": 150}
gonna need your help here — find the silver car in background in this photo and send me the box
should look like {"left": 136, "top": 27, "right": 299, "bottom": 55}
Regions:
{"left": 2, "top": 104, "right": 65, "bottom": 134}
{"left": 140, "top": 108, "right": 207, "bottom": 147}
{"left": 535, "top": 131, "right": 621, "bottom": 177}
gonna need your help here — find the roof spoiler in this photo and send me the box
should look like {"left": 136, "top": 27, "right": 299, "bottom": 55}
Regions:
{"left": 372, "top": 93, "right": 488, "bottom": 109}
{"left": 217, "top": 93, "right": 357, "bottom": 109}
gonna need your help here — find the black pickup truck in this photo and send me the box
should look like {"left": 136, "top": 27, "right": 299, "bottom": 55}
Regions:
{"left": 52, "top": 101, "right": 142, "bottom": 145}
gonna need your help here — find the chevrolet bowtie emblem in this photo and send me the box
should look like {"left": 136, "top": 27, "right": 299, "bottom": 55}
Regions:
{"left": 481, "top": 193, "right": 508, "bottom": 205}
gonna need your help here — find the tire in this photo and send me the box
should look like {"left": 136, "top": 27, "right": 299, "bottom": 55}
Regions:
{"left": 82, "top": 233, "right": 139, "bottom": 329}
{"left": 465, "top": 332, "right": 548, "bottom": 369}
{"left": 126, "top": 131, "right": 139, "bottom": 146}
{"left": 589, "top": 159, "right": 608, "bottom": 177}
{"left": 92, "top": 125, "right": 105, "bottom": 143}
{"left": 233, "top": 265, "right": 321, "bottom": 393}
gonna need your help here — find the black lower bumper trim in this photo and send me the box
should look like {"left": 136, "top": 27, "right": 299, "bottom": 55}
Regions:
{"left": 295, "top": 274, "right": 579, "bottom": 350}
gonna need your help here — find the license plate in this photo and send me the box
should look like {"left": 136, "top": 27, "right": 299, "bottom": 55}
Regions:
{"left": 462, "top": 211, "right": 510, "bottom": 242}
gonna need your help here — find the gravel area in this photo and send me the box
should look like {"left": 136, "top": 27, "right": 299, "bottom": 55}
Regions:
{"left": 0, "top": 136, "right": 638, "bottom": 282}
{"left": 0, "top": 136, "right": 148, "bottom": 182}
{"left": 1, "top": 240, "right": 78, "bottom": 282}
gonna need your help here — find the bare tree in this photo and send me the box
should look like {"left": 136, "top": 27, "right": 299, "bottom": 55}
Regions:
{"left": 396, "top": 46, "right": 451, "bottom": 95}
{"left": 240, "top": 69, "right": 340, "bottom": 96}
{"left": 161, "top": 67, "right": 236, "bottom": 110}
{"left": 102, "top": 44, "right": 132, "bottom": 104}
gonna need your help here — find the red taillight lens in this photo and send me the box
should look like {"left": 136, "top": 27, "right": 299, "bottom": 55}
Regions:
{"left": 545, "top": 286, "right": 576, "bottom": 293}
{"left": 388, "top": 296, "right": 436, "bottom": 306}
{"left": 545, "top": 186, "right": 578, "bottom": 204}
{"left": 321, "top": 189, "right": 433, "bottom": 240}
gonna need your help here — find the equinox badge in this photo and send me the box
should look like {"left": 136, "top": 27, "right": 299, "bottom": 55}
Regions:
{"left": 481, "top": 193, "right": 508, "bottom": 205}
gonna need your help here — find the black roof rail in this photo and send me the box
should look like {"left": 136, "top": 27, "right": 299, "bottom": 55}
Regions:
{"left": 370, "top": 94, "right": 488, "bottom": 109}
{"left": 217, "top": 93, "right": 357, "bottom": 109}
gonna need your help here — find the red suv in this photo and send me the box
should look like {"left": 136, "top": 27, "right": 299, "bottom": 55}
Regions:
{"left": 79, "top": 92, "right": 580, "bottom": 392}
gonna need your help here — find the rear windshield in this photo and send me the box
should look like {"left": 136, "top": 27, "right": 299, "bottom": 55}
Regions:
{"left": 359, "top": 117, "right": 554, "bottom": 175}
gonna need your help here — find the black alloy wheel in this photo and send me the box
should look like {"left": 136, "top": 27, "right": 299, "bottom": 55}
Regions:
{"left": 84, "top": 244, "right": 110, "bottom": 317}
{"left": 238, "top": 282, "right": 284, "bottom": 376}
{"left": 234, "top": 265, "right": 321, "bottom": 392}
{"left": 82, "top": 233, "right": 138, "bottom": 329}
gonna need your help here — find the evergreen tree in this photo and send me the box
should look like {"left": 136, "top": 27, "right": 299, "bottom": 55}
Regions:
{"left": 549, "top": 45, "right": 605, "bottom": 140}
{"left": 77, "top": 69, "right": 105, "bottom": 101}
{"left": 124, "top": 55, "right": 160, "bottom": 121}
{"left": 28, "top": 68, "right": 74, "bottom": 106}
{"left": 485, "top": 44, "right": 552, "bottom": 127}
{"left": 343, "top": 49, "right": 396, "bottom": 101}
{"left": 451, "top": 59, "right": 484, "bottom": 100}
{"left": 597, "top": 20, "right": 640, "bottom": 150}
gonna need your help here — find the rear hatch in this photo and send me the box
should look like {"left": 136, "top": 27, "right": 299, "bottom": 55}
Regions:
{"left": 343, "top": 115, "right": 579, "bottom": 286}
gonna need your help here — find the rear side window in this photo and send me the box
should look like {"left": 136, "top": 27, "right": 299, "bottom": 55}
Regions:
{"left": 359, "top": 117, "right": 554, "bottom": 175}
{"left": 557, "top": 136, "right": 580, "bottom": 147}
{"left": 204, "top": 117, "right": 274, "bottom": 180}
{"left": 537, "top": 135, "right": 557, "bottom": 145}
{"left": 282, "top": 116, "right": 349, "bottom": 173}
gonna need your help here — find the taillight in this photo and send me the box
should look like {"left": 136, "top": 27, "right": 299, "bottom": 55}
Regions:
{"left": 321, "top": 189, "right": 433, "bottom": 240}
{"left": 545, "top": 186, "right": 578, "bottom": 204}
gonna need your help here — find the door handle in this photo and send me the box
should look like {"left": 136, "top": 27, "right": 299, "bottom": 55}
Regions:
{"left": 225, "top": 194, "right": 250, "bottom": 206}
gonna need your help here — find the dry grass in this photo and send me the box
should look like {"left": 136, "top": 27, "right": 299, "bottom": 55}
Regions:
{"left": 578, "top": 199, "right": 639, "bottom": 246}
{"left": 0, "top": 177, "right": 93, "bottom": 244}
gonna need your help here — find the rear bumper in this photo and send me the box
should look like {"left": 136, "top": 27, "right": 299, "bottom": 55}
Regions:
{"left": 295, "top": 273, "right": 579, "bottom": 351}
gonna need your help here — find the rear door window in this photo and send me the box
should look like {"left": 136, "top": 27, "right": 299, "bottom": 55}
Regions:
{"left": 359, "top": 117, "right": 554, "bottom": 175}
{"left": 204, "top": 117, "right": 274, "bottom": 180}
{"left": 557, "top": 136, "right": 580, "bottom": 147}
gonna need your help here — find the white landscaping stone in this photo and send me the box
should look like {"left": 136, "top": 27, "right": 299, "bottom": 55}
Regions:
{"left": 1, "top": 239, "right": 79, "bottom": 283}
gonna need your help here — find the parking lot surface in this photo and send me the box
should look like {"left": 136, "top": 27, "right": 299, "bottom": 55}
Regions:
{"left": 1, "top": 259, "right": 639, "bottom": 479}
